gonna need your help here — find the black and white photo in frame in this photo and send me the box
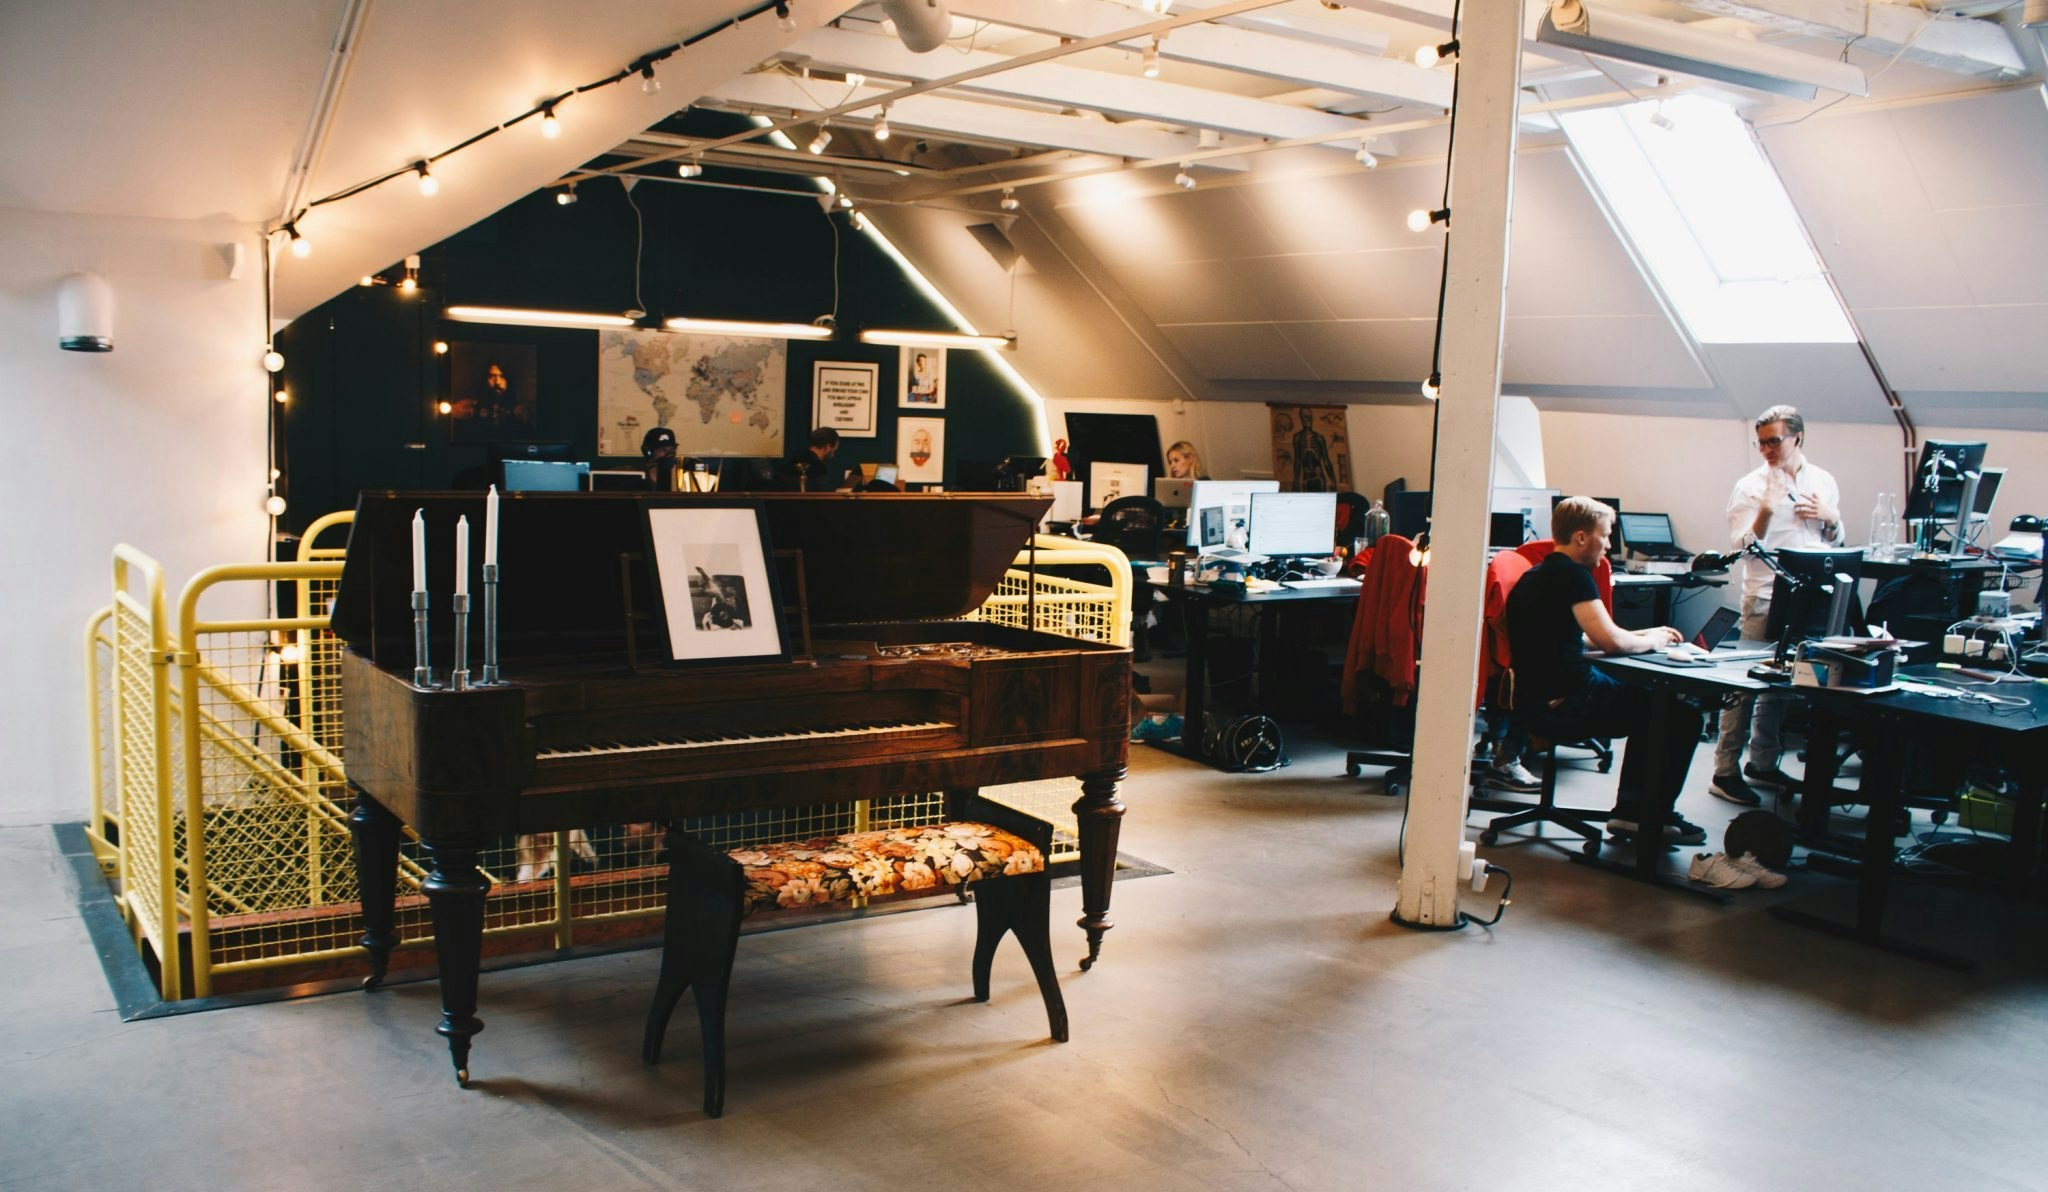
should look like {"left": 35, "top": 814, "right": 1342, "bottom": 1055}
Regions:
{"left": 643, "top": 503, "right": 786, "bottom": 665}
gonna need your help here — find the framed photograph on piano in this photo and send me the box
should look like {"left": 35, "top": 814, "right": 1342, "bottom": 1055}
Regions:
{"left": 642, "top": 500, "right": 789, "bottom": 666}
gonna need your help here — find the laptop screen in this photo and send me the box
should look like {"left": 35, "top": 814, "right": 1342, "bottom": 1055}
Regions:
{"left": 1692, "top": 605, "right": 1741, "bottom": 649}
{"left": 1618, "top": 512, "right": 1675, "bottom": 550}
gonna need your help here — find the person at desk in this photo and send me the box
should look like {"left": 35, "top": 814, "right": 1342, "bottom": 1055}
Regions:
{"left": 1506, "top": 498, "right": 1707, "bottom": 845}
{"left": 784, "top": 426, "right": 843, "bottom": 491}
{"left": 1166, "top": 440, "right": 1206, "bottom": 481}
{"left": 1710, "top": 404, "right": 1844, "bottom": 808}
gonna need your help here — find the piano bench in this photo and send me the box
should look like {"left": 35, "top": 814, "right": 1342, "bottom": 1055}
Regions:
{"left": 643, "top": 816, "right": 1070, "bottom": 1117}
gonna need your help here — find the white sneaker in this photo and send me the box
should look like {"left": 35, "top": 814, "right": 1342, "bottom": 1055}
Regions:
{"left": 1687, "top": 852, "right": 1758, "bottom": 889}
{"left": 1481, "top": 759, "right": 1543, "bottom": 793}
{"left": 1728, "top": 851, "right": 1787, "bottom": 889}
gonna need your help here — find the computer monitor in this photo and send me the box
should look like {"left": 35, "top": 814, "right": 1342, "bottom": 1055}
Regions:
{"left": 1389, "top": 490, "right": 1431, "bottom": 540}
{"left": 1766, "top": 547, "right": 1865, "bottom": 643}
{"left": 1248, "top": 492, "right": 1337, "bottom": 558}
{"left": 1089, "top": 461, "right": 1148, "bottom": 511}
{"left": 489, "top": 440, "right": 576, "bottom": 488}
{"left": 588, "top": 469, "right": 651, "bottom": 492}
{"left": 1617, "top": 512, "right": 1677, "bottom": 555}
{"left": 1902, "top": 440, "right": 1989, "bottom": 522}
{"left": 1492, "top": 485, "right": 1559, "bottom": 541}
{"left": 1489, "top": 510, "right": 1531, "bottom": 548}
{"left": 502, "top": 459, "right": 590, "bottom": 492}
{"left": 1187, "top": 480, "right": 1278, "bottom": 550}
{"left": 874, "top": 464, "right": 900, "bottom": 486}
{"left": 1973, "top": 467, "right": 2005, "bottom": 521}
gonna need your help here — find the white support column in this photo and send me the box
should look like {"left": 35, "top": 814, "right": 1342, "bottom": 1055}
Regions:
{"left": 1392, "top": 0, "right": 1525, "bottom": 929}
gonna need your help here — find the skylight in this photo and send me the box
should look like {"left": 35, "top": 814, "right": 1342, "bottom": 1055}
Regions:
{"left": 1559, "top": 95, "right": 1853, "bottom": 344}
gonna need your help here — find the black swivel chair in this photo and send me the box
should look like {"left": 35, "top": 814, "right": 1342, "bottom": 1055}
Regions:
{"left": 1470, "top": 668, "right": 1614, "bottom": 853}
{"left": 1090, "top": 496, "right": 1167, "bottom": 660}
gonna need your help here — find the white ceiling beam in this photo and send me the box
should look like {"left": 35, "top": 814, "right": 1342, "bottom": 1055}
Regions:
{"left": 704, "top": 72, "right": 1245, "bottom": 166}
{"left": 1678, "top": 0, "right": 2026, "bottom": 80}
{"left": 947, "top": 0, "right": 1452, "bottom": 108}
{"left": 789, "top": 25, "right": 1381, "bottom": 142}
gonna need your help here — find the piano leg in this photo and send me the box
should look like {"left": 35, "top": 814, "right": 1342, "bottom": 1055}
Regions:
{"left": 1073, "top": 766, "right": 1127, "bottom": 971}
{"left": 420, "top": 836, "right": 492, "bottom": 1086}
{"left": 346, "top": 786, "right": 401, "bottom": 990}
{"left": 643, "top": 833, "right": 746, "bottom": 1119}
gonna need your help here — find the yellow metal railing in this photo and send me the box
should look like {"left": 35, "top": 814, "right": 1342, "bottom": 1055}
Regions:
{"left": 91, "top": 518, "right": 1128, "bottom": 999}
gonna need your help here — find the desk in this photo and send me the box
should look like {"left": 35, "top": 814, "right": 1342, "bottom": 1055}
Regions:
{"left": 1165, "top": 582, "right": 1363, "bottom": 761}
{"left": 1859, "top": 553, "right": 2005, "bottom": 639}
{"left": 1586, "top": 650, "right": 1775, "bottom": 898}
{"left": 1781, "top": 666, "right": 2048, "bottom": 967}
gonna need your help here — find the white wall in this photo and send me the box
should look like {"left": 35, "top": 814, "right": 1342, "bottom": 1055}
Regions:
{"left": 0, "top": 207, "right": 270, "bottom": 826}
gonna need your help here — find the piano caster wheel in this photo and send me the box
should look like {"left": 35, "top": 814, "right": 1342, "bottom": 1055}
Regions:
{"left": 1079, "top": 955, "right": 1095, "bottom": 972}
{"left": 360, "top": 974, "right": 382, "bottom": 991}
{"left": 456, "top": 1068, "right": 470, "bottom": 1087}
{"left": 1582, "top": 839, "right": 1601, "bottom": 857}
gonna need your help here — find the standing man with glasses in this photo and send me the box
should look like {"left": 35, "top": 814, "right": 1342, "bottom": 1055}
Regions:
{"left": 1710, "top": 405, "right": 1844, "bottom": 807}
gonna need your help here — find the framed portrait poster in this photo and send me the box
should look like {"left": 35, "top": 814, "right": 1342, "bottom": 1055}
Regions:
{"left": 447, "top": 342, "right": 539, "bottom": 443}
{"left": 642, "top": 502, "right": 788, "bottom": 666}
{"left": 897, "top": 416, "right": 946, "bottom": 484}
{"left": 898, "top": 346, "right": 947, "bottom": 409}
{"left": 812, "top": 361, "right": 878, "bottom": 438}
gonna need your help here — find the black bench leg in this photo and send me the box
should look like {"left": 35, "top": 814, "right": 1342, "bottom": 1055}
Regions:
{"left": 972, "top": 874, "right": 1069, "bottom": 1043}
{"left": 643, "top": 833, "right": 747, "bottom": 1119}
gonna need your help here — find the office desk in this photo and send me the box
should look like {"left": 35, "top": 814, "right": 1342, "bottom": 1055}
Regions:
{"left": 1781, "top": 667, "right": 2048, "bottom": 967}
{"left": 1859, "top": 553, "right": 2005, "bottom": 637}
{"left": 1164, "top": 582, "right": 1362, "bottom": 760}
{"left": 1586, "top": 650, "right": 1775, "bottom": 899}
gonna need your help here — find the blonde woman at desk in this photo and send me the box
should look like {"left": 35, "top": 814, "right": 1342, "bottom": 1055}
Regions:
{"left": 1166, "top": 440, "right": 1207, "bottom": 481}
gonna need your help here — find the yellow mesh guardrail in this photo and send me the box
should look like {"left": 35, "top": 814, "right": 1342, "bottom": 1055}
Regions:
{"left": 95, "top": 518, "right": 1128, "bottom": 999}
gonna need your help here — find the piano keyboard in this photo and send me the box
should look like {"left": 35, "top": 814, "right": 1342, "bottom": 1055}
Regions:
{"left": 537, "top": 720, "right": 956, "bottom": 760}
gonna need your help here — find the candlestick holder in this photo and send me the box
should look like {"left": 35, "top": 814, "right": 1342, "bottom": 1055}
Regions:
{"left": 411, "top": 590, "right": 435, "bottom": 688}
{"left": 480, "top": 563, "right": 502, "bottom": 685}
{"left": 450, "top": 592, "right": 472, "bottom": 690}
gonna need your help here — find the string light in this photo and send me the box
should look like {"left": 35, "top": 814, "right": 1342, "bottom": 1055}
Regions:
{"left": 1000, "top": 188, "right": 1020, "bottom": 212}
{"left": 433, "top": 341, "right": 449, "bottom": 355}
{"left": 399, "top": 254, "right": 420, "bottom": 293}
{"left": 262, "top": 345, "right": 285, "bottom": 372}
{"left": 414, "top": 161, "right": 438, "bottom": 196}
{"left": 438, "top": 400, "right": 454, "bottom": 414}
{"left": 358, "top": 275, "right": 376, "bottom": 286}
{"left": 1421, "top": 373, "right": 1441, "bottom": 400}
{"left": 1142, "top": 38, "right": 1161, "bottom": 78}
{"left": 1173, "top": 164, "right": 1196, "bottom": 190}
{"left": 556, "top": 184, "right": 578, "bottom": 204}
{"left": 1414, "top": 39, "right": 1458, "bottom": 68}
{"left": 873, "top": 107, "right": 891, "bottom": 141}
{"left": 285, "top": 223, "right": 311, "bottom": 257}
{"left": 265, "top": 495, "right": 288, "bottom": 518}
{"left": 640, "top": 63, "right": 661, "bottom": 94}
{"left": 539, "top": 106, "right": 561, "bottom": 139}
{"left": 274, "top": 388, "right": 289, "bottom": 404}
{"left": 776, "top": 1, "right": 794, "bottom": 31}
{"left": 1407, "top": 207, "right": 1449, "bottom": 232}
{"left": 808, "top": 126, "right": 832, "bottom": 155}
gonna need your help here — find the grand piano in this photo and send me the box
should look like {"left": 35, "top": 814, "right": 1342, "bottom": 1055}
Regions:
{"left": 333, "top": 491, "right": 1130, "bottom": 1083}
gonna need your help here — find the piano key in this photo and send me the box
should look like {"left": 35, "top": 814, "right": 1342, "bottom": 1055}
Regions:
{"left": 535, "top": 720, "right": 955, "bottom": 760}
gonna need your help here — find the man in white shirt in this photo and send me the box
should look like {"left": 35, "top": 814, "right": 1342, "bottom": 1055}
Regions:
{"left": 1710, "top": 405, "right": 1844, "bottom": 807}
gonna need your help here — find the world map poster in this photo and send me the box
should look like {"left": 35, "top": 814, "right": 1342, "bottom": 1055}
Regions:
{"left": 596, "top": 330, "right": 787, "bottom": 458}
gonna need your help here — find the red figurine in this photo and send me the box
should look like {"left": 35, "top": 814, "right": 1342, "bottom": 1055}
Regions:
{"left": 1051, "top": 438, "right": 1072, "bottom": 481}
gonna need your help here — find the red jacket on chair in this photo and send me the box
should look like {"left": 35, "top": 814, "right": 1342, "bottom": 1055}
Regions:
{"left": 1343, "top": 534, "right": 1427, "bottom": 711}
{"left": 1479, "top": 541, "right": 1613, "bottom": 706}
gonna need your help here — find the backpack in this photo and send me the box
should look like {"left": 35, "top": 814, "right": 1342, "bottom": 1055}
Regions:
{"left": 1725, "top": 810, "right": 1795, "bottom": 871}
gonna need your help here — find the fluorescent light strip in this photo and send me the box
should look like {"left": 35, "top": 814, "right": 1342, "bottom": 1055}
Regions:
{"left": 444, "top": 305, "right": 635, "bottom": 329}
{"left": 858, "top": 329, "right": 1013, "bottom": 350}
{"left": 666, "top": 317, "right": 834, "bottom": 339}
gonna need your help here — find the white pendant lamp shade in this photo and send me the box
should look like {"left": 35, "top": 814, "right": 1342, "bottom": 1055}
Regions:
{"left": 58, "top": 272, "right": 114, "bottom": 352}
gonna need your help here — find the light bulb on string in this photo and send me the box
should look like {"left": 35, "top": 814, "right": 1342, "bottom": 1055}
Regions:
{"left": 873, "top": 108, "right": 890, "bottom": 141}
{"left": 274, "top": 388, "right": 289, "bottom": 404}
{"left": 539, "top": 106, "right": 561, "bottom": 139}
{"left": 1408, "top": 207, "right": 1449, "bottom": 232}
{"left": 415, "top": 162, "right": 438, "bottom": 196}
{"left": 262, "top": 346, "right": 285, "bottom": 373}
{"left": 1421, "top": 373, "right": 1441, "bottom": 400}
{"left": 265, "top": 495, "right": 288, "bottom": 518}
{"left": 776, "top": 1, "right": 794, "bottom": 32}
{"left": 1000, "top": 188, "right": 1020, "bottom": 212}
{"left": 285, "top": 224, "right": 311, "bottom": 257}
{"left": 1414, "top": 39, "right": 1457, "bottom": 68}
{"left": 433, "top": 341, "right": 449, "bottom": 355}
{"left": 640, "top": 64, "right": 661, "bottom": 94}
{"left": 438, "top": 400, "right": 453, "bottom": 415}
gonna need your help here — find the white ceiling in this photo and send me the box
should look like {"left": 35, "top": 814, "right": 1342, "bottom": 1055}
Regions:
{"left": 3, "top": 0, "right": 2043, "bottom": 424}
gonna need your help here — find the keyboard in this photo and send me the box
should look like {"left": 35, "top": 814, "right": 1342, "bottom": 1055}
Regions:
{"left": 1710, "top": 648, "right": 1779, "bottom": 662}
{"left": 1280, "top": 577, "right": 1362, "bottom": 590}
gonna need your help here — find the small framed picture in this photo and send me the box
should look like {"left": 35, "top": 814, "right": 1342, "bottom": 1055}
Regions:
{"left": 897, "top": 416, "right": 945, "bottom": 484}
{"left": 642, "top": 501, "right": 788, "bottom": 666}
{"left": 812, "top": 360, "right": 878, "bottom": 438}
{"left": 898, "top": 346, "right": 947, "bottom": 409}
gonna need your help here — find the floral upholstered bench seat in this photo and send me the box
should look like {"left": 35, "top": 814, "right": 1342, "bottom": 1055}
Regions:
{"left": 730, "top": 822, "right": 1045, "bottom": 913}
{"left": 645, "top": 806, "right": 1069, "bottom": 1118}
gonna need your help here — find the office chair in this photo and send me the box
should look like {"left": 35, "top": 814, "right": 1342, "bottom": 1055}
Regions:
{"left": 1334, "top": 491, "right": 1370, "bottom": 547}
{"left": 1091, "top": 496, "right": 1166, "bottom": 560}
{"left": 1472, "top": 673, "right": 1615, "bottom": 854}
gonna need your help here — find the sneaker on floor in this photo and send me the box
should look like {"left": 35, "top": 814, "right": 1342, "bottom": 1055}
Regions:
{"left": 1607, "top": 810, "right": 1710, "bottom": 847}
{"left": 1688, "top": 851, "right": 1759, "bottom": 889}
{"left": 1709, "top": 772, "right": 1763, "bottom": 807}
{"left": 1744, "top": 763, "right": 1801, "bottom": 791}
{"left": 1481, "top": 759, "right": 1542, "bottom": 794}
{"left": 1728, "top": 851, "right": 1788, "bottom": 889}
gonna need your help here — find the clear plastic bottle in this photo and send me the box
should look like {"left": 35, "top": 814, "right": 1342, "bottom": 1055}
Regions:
{"left": 1868, "top": 492, "right": 1899, "bottom": 558}
{"left": 1362, "top": 499, "right": 1391, "bottom": 546}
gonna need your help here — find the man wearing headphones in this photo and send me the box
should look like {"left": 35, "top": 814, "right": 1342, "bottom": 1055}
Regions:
{"left": 1710, "top": 404, "right": 1844, "bottom": 807}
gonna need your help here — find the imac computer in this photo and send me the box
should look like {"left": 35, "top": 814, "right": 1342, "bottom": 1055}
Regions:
{"left": 1248, "top": 492, "right": 1337, "bottom": 558}
{"left": 1187, "top": 480, "right": 1279, "bottom": 552}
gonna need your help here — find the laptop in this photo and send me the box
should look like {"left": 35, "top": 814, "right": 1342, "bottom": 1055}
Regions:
{"left": 1153, "top": 478, "right": 1194, "bottom": 509}
{"left": 1692, "top": 605, "right": 1741, "bottom": 650}
{"left": 1617, "top": 512, "right": 1689, "bottom": 562}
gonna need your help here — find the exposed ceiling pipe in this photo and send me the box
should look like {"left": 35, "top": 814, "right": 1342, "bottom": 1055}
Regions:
{"left": 881, "top": 0, "right": 953, "bottom": 53}
{"left": 274, "top": 0, "right": 377, "bottom": 232}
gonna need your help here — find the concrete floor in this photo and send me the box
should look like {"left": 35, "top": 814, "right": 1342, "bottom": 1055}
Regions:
{"left": 6, "top": 722, "right": 2048, "bottom": 1191}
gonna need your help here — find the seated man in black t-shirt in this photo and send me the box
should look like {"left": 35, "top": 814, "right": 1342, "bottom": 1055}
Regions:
{"left": 1505, "top": 497, "right": 1706, "bottom": 845}
{"left": 783, "top": 426, "right": 843, "bottom": 492}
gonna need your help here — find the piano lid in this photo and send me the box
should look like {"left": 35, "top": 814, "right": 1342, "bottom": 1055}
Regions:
{"left": 329, "top": 492, "right": 1053, "bottom": 666}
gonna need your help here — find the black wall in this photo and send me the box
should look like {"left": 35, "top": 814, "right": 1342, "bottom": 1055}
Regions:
{"left": 276, "top": 166, "right": 1039, "bottom": 533}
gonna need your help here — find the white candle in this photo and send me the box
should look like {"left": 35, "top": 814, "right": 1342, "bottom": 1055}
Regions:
{"left": 484, "top": 485, "right": 499, "bottom": 567}
{"left": 454, "top": 515, "right": 469, "bottom": 595}
{"left": 412, "top": 508, "right": 426, "bottom": 592}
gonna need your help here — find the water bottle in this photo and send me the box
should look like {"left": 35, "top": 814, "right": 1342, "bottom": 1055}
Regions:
{"left": 1868, "top": 492, "right": 1899, "bottom": 558}
{"left": 1362, "top": 499, "right": 1391, "bottom": 546}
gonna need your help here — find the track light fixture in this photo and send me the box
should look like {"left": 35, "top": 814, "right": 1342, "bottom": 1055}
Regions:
{"left": 285, "top": 223, "right": 311, "bottom": 257}
{"left": 1407, "top": 207, "right": 1450, "bottom": 232}
{"left": 400, "top": 254, "right": 421, "bottom": 293}
{"left": 845, "top": 72, "right": 867, "bottom": 88}
{"left": 873, "top": 108, "right": 891, "bottom": 141}
{"left": 539, "top": 105, "right": 561, "bottom": 139}
{"left": 776, "top": 1, "right": 794, "bottom": 32}
{"left": 414, "top": 161, "right": 438, "bottom": 196}
{"left": 808, "top": 126, "right": 832, "bottom": 155}
{"left": 676, "top": 157, "right": 703, "bottom": 178}
{"left": 1414, "top": 39, "right": 1457, "bottom": 68}
{"left": 556, "top": 184, "right": 578, "bottom": 205}
{"left": 1648, "top": 102, "right": 1676, "bottom": 131}
{"left": 1142, "top": 38, "right": 1161, "bottom": 78}
{"left": 1355, "top": 141, "right": 1378, "bottom": 169}
{"left": 1174, "top": 164, "right": 1196, "bottom": 190}
{"left": 1000, "top": 188, "right": 1020, "bottom": 212}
